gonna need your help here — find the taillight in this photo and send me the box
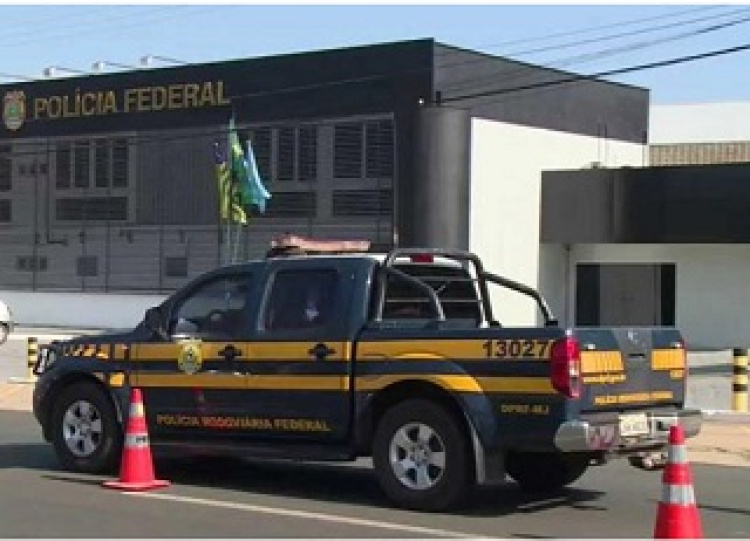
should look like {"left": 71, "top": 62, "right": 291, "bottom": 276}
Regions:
{"left": 551, "top": 337, "right": 582, "bottom": 399}
{"left": 409, "top": 254, "right": 434, "bottom": 263}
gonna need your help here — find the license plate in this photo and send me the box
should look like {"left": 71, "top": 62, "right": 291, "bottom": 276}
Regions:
{"left": 619, "top": 413, "right": 649, "bottom": 437}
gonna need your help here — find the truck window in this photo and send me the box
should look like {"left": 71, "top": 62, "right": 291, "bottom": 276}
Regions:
{"left": 263, "top": 269, "right": 338, "bottom": 331}
{"left": 170, "top": 274, "right": 251, "bottom": 338}
{"left": 381, "top": 263, "right": 482, "bottom": 324}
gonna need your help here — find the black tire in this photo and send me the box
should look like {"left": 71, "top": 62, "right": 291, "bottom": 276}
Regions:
{"left": 0, "top": 323, "right": 8, "bottom": 345}
{"left": 50, "top": 382, "right": 123, "bottom": 474}
{"left": 506, "top": 451, "right": 590, "bottom": 492}
{"left": 372, "top": 399, "right": 473, "bottom": 512}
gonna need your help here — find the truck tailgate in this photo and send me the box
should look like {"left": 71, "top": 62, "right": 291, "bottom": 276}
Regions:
{"left": 573, "top": 327, "right": 686, "bottom": 415}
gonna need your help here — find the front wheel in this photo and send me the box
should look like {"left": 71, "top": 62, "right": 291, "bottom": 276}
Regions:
{"left": 0, "top": 323, "right": 8, "bottom": 345}
{"left": 372, "top": 399, "right": 473, "bottom": 512}
{"left": 506, "top": 451, "right": 590, "bottom": 492}
{"left": 50, "top": 382, "right": 123, "bottom": 474}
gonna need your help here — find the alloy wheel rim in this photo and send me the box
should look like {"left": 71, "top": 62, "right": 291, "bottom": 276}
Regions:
{"left": 388, "top": 422, "right": 446, "bottom": 490}
{"left": 62, "top": 400, "right": 103, "bottom": 457}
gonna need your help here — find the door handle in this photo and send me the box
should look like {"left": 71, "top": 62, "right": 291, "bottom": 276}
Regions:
{"left": 309, "top": 343, "right": 336, "bottom": 361}
{"left": 219, "top": 344, "right": 243, "bottom": 361}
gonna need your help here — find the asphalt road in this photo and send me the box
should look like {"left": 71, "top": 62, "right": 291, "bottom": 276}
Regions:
{"left": 1, "top": 410, "right": 748, "bottom": 539}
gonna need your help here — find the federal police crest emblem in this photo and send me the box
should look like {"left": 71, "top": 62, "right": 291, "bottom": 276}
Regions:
{"left": 3, "top": 91, "right": 25, "bottom": 131}
{"left": 177, "top": 339, "right": 203, "bottom": 375}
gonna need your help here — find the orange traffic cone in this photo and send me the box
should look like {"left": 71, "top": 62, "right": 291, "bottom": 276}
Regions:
{"left": 654, "top": 424, "right": 703, "bottom": 539}
{"left": 103, "top": 388, "right": 170, "bottom": 491}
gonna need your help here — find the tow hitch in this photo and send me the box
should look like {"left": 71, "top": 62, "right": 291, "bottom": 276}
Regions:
{"left": 628, "top": 451, "right": 668, "bottom": 470}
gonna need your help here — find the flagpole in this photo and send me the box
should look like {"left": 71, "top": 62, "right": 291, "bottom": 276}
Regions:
{"left": 231, "top": 223, "right": 243, "bottom": 263}
{"left": 224, "top": 219, "right": 232, "bottom": 265}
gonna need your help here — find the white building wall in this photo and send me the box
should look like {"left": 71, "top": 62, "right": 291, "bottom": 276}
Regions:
{"left": 569, "top": 244, "right": 750, "bottom": 350}
{"left": 650, "top": 102, "right": 750, "bottom": 144}
{"left": 1, "top": 290, "right": 167, "bottom": 330}
{"left": 469, "top": 118, "right": 644, "bottom": 325}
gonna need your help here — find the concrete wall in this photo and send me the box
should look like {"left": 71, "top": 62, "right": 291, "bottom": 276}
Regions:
{"left": 468, "top": 118, "right": 644, "bottom": 326}
{"left": 0, "top": 290, "right": 167, "bottom": 330}
{"left": 568, "top": 244, "right": 750, "bottom": 350}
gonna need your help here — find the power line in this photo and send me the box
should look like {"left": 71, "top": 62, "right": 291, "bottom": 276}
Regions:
{"left": 453, "top": 4, "right": 726, "bottom": 50}
{"left": 0, "top": 5, "right": 211, "bottom": 48}
{"left": 504, "top": 6, "right": 750, "bottom": 57}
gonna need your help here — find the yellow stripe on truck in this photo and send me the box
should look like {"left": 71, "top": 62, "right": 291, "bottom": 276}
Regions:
{"left": 358, "top": 339, "right": 553, "bottom": 360}
{"left": 130, "top": 373, "right": 555, "bottom": 394}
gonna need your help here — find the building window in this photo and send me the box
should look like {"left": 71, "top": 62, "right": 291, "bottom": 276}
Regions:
{"left": 277, "top": 127, "right": 295, "bottom": 181}
{"left": 165, "top": 257, "right": 188, "bottom": 278}
{"left": 55, "top": 138, "right": 131, "bottom": 191}
{"left": 0, "top": 145, "right": 11, "bottom": 191}
{"left": 56, "top": 142, "right": 71, "bottom": 188}
{"left": 365, "top": 119, "right": 394, "bottom": 178}
{"left": 247, "top": 125, "right": 317, "bottom": 184}
{"left": 334, "top": 119, "right": 394, "bottom": 180}
{"left": 17, "top": 256, "right": 47, "bottom": 272}
{"left": 247, "top": 128, "right": 271, "bottom": 182}
{"left": 334, "top": 123, "right": 363, "bottom": 178}
{"left": 299, "top": 126, "right": 317, "bottom": 182}
{"left": 112, "top": 139, "right": 129, "bottom": 188}
{"left": 94, "top": 140, "right": 109, "bottom": 188}
{"left": 0, "top": 200, "right": 10, "bottom": 222}
{"left": 52, "top": 137, "right": 132, "bottom": 223}
{"left": 76, "top": 256, "right": 98, "bottom": 277}
{"left": 74, "top": 140, "right": 90, "bottom": 188}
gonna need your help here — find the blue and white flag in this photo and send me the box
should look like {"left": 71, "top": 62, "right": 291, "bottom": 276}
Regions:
{"left": 244, "top": 139, "right": 271, "bottom": 213}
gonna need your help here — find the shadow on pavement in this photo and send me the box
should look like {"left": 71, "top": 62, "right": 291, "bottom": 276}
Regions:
{"left": 0, "top": 442, "right": 60, "bottom": 470}
{"left": 149, "top": 455, "right": 607, "bottom": 517}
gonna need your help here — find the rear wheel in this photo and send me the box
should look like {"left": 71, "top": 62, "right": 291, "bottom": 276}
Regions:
{"left": 506, "top": 451, "right": 590, "bottom": 492}
{"left": 50, "top": 382, "right": 123, "bottom": 474}
{"left": 0, "top": 323, "right": 8, "bottom": 345}
{"left": 372, "top": 399, "right": 473, "bottom": 511}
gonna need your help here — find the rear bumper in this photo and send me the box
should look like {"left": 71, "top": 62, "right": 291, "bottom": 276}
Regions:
{"left": 554, "top": 408, "right": 703, "bottom": 453}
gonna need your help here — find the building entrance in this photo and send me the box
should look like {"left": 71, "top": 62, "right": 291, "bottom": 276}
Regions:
{"left": 575, "top": 263, "right": 675, "bottom": 327}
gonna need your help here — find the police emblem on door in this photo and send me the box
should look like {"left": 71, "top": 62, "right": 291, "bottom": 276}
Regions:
{"left": 178, "top": 340, "right": 203, "bottom": 374}
{"left": 3, "top": 91, "right": 25, "bottom": 131}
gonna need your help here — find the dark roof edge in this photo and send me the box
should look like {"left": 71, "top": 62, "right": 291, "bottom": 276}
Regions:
{"left": 434, "top": 41, "right": 649, "bottom": 94}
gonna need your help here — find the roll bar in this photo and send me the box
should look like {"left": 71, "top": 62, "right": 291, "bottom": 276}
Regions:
{"left": 373, "top": 247, "right": 557, "bottom": 326}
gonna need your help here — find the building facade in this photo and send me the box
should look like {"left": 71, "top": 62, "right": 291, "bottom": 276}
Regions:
{"left": 0, "top": 39, "right": 648, "bottom": 329}
{"left": 540, "top": 102, "right": 750, "bottom": 349}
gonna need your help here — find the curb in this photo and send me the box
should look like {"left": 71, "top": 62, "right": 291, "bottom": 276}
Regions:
{"left": 701, "top": 410, "right": 750, "bottom": 424}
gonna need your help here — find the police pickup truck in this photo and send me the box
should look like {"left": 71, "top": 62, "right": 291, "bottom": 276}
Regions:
{"left": 32, "top": 235, "right": 702, "bottom": 511}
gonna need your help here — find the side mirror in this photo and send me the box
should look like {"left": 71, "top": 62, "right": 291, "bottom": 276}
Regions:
{"left": 173, "top": 318, "right": 199, "bottom": 337}
{"left": 144, "top": 307, "right": 168, "bottom": 340}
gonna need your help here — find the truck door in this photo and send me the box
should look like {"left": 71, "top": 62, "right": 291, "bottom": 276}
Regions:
{"left": 240, "top": 259, "right": 358, "bottom": 443}
{"left": 131, "top": 271, "right": 255, "bottom": 439}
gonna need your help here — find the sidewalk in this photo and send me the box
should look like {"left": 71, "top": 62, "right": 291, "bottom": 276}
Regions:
{"left": 687, "top": 412, "right": 750, "bottom": 467}
{"left": 1, "top": 381, "right": 747, "bottom": 467}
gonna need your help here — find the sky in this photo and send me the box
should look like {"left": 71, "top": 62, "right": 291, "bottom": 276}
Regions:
{"left": 1, "top": 3, "right": 749, "bottom": 105}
